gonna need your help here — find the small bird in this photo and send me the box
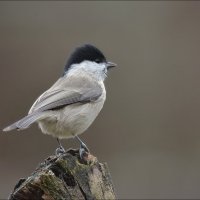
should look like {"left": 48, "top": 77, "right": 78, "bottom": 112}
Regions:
{"left": 3, "top": 44, "right": 116, "bottom": 157}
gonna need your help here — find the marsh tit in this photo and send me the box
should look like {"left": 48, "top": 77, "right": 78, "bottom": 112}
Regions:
{"left": 3, "top": 44, "right": 116, "bottom": 157}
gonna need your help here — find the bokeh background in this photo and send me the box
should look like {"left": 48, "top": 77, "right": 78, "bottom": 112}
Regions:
{"left": 1, "top": 1, "right": 200, "bottom": 199}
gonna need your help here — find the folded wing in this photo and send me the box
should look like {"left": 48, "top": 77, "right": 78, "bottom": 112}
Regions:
{"left": 3, "top": 76, "right": 102, "bottom": 132}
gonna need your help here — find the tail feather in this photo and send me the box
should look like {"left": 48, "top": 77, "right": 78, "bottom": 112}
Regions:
{"left": 3, "top": 112, "right": 45, "bottom": 132}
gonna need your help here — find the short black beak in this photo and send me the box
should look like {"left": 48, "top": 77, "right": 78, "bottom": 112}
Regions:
{"left": 106, "top": 61, "right": 117, "bottom": 70}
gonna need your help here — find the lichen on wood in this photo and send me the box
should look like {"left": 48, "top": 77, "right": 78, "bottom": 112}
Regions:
{"left": 9, "top": 149, "right": 116, "bottom": 200}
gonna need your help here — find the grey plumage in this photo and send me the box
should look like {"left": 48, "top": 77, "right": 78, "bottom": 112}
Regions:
{"left": 29, "top": 76, "right": 102, "bottom": 113}
{"left": 3, "top": 44, "right": 116, "bottom": 141}
{"left": 3, "top": 112, "right": 46, "bottom": 131}
{"left": 3, "top": 74, "right": 103, "bottom": 134}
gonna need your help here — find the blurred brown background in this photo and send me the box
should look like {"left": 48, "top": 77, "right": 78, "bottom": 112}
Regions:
{"left": 1, "top": 1, "right": 200, "bottom": 199}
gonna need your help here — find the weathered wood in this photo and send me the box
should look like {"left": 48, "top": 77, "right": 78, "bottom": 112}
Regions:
{"left": 9, "top": 149, "right": 116, "bottom": 200}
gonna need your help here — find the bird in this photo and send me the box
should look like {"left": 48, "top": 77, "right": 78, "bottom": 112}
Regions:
{"left": 3, "top": 44, "right": 117, "bottom": 158}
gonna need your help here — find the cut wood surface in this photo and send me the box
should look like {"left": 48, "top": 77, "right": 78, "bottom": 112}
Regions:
{"left": 9, "top": 149, "right": 116, "bottom": 200}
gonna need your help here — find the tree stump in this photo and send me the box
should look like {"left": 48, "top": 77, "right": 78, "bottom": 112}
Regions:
{"left": 9, "top": 149, "right": 116, "bottom": 200}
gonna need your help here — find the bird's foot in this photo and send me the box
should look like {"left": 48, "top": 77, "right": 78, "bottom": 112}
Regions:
{"left": 79, "top": 141, "right": 90, "bottom": 159}
{"left": 55, "top": 138, "right": 66, "bottom": 155}
{"left": 55, "top": 146, "right": 66, "bottom": 155}
{"left": 74, "top": 135, "right": 90, "bottom": 159}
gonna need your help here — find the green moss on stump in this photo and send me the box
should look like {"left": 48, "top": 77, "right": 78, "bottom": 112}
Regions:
{"left": 9, "top": 149, "right": 116, "bottom": 200}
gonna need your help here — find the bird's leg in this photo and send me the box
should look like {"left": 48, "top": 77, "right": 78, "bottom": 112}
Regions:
{"left": 75, "top": 135, "right": 90, "bottom": 159}
{"left": 55, "top": 138, "right": 65, "bottom": 155}
{"left": 75, "top": 135, "right": 90, "bottom": 152}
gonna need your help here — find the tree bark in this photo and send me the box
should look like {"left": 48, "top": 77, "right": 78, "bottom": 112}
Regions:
{"left": 9, "top": 149, "right": 116, "bottom": 200}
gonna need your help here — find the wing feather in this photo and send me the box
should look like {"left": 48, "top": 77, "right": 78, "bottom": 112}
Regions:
{"left": 29, "top": 76, "right": 102, "bottom": 113}
{"left": 3, "top": 75, "right": 103, "bottom": 132}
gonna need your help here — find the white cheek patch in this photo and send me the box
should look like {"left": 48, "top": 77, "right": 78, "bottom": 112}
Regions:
{"left": 67, "top": 61, "right": 107, "bottom": 81}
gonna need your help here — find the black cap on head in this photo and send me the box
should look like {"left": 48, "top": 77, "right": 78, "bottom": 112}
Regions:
{"left": 64, "top": 44, "right": 107, "bottom": 72}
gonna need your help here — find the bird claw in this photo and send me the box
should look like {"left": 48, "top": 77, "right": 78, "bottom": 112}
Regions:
{"left": 75, "top": 135, "right": 90, "bottom": 159}
{"left": 79, "top": 142, "right": 90, "bottom": 159}
{"left": 55, "top": 146, "right": 65, "bottom": 156}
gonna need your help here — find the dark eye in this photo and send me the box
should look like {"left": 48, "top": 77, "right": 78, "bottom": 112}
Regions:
{"left": 95, "top": 59, "right": 101, "bottom": 63}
